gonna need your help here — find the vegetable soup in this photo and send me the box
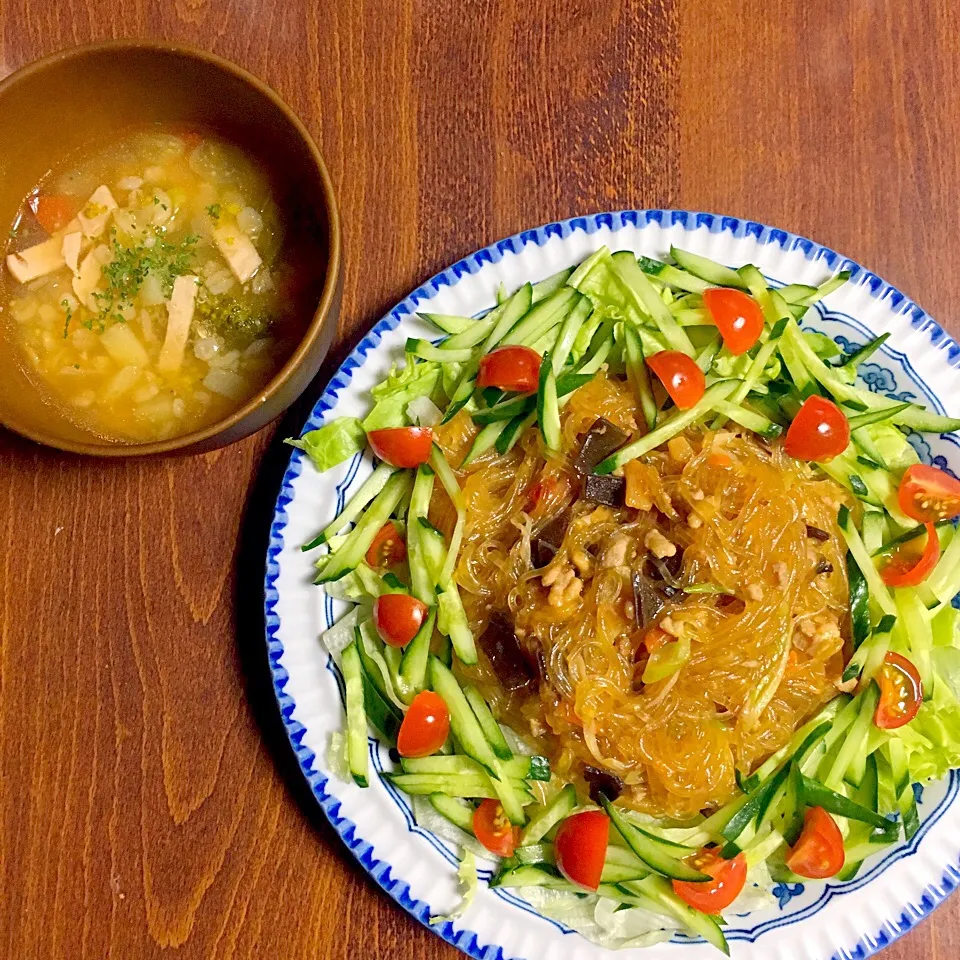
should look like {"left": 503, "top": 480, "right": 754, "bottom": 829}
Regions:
{"left": 2, "top": 125, "right": 308, "bottom": 442}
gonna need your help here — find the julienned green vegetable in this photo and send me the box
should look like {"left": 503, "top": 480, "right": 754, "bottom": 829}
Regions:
{"left": 297, "top": 244, "right": 960, "bottom": 954}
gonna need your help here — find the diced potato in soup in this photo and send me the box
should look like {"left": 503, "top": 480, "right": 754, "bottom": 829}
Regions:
{"left": 0, "top": 125, "right": 302, "bottom": 443}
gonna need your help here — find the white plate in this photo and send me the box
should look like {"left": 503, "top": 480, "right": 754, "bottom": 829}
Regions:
{"left": 264, "top": 211, "right": 960, "bottom": 960}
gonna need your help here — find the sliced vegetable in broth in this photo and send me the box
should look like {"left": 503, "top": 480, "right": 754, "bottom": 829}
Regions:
{"left": 1, "top": 124, "right": 306, "bottom": 443}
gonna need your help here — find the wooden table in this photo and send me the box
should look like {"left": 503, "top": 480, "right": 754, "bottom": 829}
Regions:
{"left": 3, "top": 2, "right": 959, "bottom": 957}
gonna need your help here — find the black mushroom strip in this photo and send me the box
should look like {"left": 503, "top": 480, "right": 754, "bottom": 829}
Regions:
{"left": 632, "top": 557, "right": 682, "bottom": 629}
{"left": 583, "top": 764, "right": 624, "bottom": 804}
{"left": 584, "top": 473, "right": 626, "bottom": 507}
{"left": 477, "top": 612, "right": 535, "bottom": 691}
{"left": 574, "top": 418, "right": 629, "bottom": 476}
{"left": 532, "top": 508, "right": 571, "bottom": 568}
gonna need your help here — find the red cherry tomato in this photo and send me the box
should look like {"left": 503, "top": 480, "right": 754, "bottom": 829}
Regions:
{"left": 881, "top": 523, "right": 940, "bottom": 587}
{"left": 874, "top": 652, "right": 923, "bottom": 730}
{"left": 365, "top": 521, "right": 407, "bottom": 568}
{"left": 396, "top": 691, "right": 450, "bottom": 758}
{"left": 367, "top": 427, "right": 433, "bottom": 468}
{"left": 785, "top": 807, "right": 844, "bottom": 879}
{"left": 898, "top": 464, "right": 960, "bottom": 523}
{"left": 372, "top": 593, "right": 428, "bottom": 647}
{"left": 784, "top": 395, "right": 850, "bottom": 462}
{"left": 554, "top": 810, "right": 610, "bottom": 891}
{"left": 472, "top": 799, "right": 520, "bottom": 857}
{"left": 31, "top": 194, "right": 78, "bottom": 234}
{"left": 702, "top": 288, "right": 765, "bottom": 356}
{"left": 646, "top": 351, "right": 706, "bottom": 410}
{"left": 477, "top": 346, "right": 542, "bottom": 393}
{"left": 672, "top": 847, "right": 747, "bottom": 914}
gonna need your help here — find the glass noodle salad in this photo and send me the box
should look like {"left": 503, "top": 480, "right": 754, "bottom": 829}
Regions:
{"left": 293, "top": 246, "right": 960, "bottom": 954}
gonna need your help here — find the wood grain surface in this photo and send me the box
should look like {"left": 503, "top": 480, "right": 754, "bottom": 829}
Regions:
{"left": 1, "top": 2, "right": 958, "bottom": 957}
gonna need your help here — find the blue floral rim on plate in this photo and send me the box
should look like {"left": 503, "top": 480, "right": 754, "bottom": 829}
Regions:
{"left": 263, "top": 210, "right": 960, "bottom": 960}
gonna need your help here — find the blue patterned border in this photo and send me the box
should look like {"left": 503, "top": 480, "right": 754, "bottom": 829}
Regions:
{"left": 263, "top": 210, "right": 960, "bottom": 960}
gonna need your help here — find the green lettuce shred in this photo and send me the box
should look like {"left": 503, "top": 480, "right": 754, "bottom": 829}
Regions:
{"left": 892, "top": 620, "right": 960, "bottom": 783}
{"left": 430, "top": 849, "right": 477, "bottom": 924}
{"left": 712, "top": 351, "right": 782, "bottom": 381}
{"left": 802, "top": 330, "right": 843, "bottom": 360}
{"left": 363, "top": 354, "right": 444, "bottom": 430}
{"left": 893, "top": 679, "right": 960, "bottom": 783}
{"left": 286, "top": 417, "right": 366, "bottom": 471}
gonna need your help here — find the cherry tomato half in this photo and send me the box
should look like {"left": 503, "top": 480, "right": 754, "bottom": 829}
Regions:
{"left": 477, "top": 346, "right": 542, "bottom": 394}
{"left": 396, "top": 690, "right": 450, "bottom": 758}
{"left": 881, "top": 523, "right": 940, "bottom": 587}
{"left": 32, "top": 194, "right": 78, "bottom": 234}
{"left": 373, "top": 593, "right": 428, "bottom": 647}
{"left": 702, "top": 288, "right": 765, "bottom": 356}
{"left": 646, "top": 351, "right": 706, "bottom": 411}
{"left": 898, "top": 464, "right": 960, "bottom": 523}
{"left": 472, "top": 799, "right": 520, "bottom": 857}
{"left": 554, "top": 810, "right": 610, "bottom": 891}
{"left": 365, "top": 521, "right": 407, "bottom": 568}
{"left": 874, "top": 651, "right": 923, "bottom": 730}
{"left": 367, "top": 427, "right": 433, "bottom": 468}
{"left": 785, "top": 806, "right": 844, "bottom": 879}
{"left": 784, "top": 395, "right": 850, "bottom": 462}
{"left": 672, "top": 847, "right": 747, "bottom": 914}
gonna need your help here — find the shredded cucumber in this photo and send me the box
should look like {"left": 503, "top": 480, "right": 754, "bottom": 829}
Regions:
{"left": 305, "top": 462, "right": 397, "bottom": 549}
{"left": 613, "top": 252, "right": 695, "bottom": 355}
{"left": 407, "top": 467, "right": 436, "bottom": 605}
{"left": 670, "top": 246, "right": 746, "bottom": 290}
{"left": 501, "top": 287, "right": 578, "bottom": 347}
{"left": 520, "top": 784, "right": 577, "bottom": 845}
{"left": 341, "top": 641, "right": 369, "bottom": 787}
{"left": 594, "top": 381, "right": 737, "bottom": 474}
{"left": 429, "top": 793, "right": 476, "bottom": 833}
{"left": 316, "top": 471, "right": 413, "bottom": 582}
{"left": 623, "top": 323, "right": 658, "bottom": 431}
{"left": 837, "top": 506, "right": 897, "bottom": 616}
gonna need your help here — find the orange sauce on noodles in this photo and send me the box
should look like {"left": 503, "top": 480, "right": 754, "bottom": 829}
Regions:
{"left": 433, "top": 370, "right": 851, "bottom": 819}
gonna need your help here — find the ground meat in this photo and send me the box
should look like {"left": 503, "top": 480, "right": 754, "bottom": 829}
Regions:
{"left": 644, "top": 528, "right": 676, "bottom": 559}
{"left": 543, "top": 563, "right": 582, "bottom": 608}
{"left": 600, "top": 534, "right": 632, "bottom": 569}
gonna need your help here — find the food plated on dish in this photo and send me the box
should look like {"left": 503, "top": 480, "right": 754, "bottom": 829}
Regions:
{"left": 269, "top": 216, "right": 960, "bottom": 960}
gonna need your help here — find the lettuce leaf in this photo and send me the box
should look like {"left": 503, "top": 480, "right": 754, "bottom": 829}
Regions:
{"left": 803, "top": 331, "right": 843, "bottom": 360}
{"left": 430, "top": 850, "right": 478, "bottom": 924}
{"left": 516, "top": 886, "right": 676, "bottom": 950}
{"left": 712, "top": 351, "right": 782, "bottom": 381}
{"left": 286, "top": 417, "right": 366, "bottom": 472}
{"left": 320, "top": 606, "right": 365, "bottom": 658}
{"left": 857, "top": 422, "right": 920, "bottom": 471}
{"left": 322, "top": 563, "right": 387, "bottom": 603}
{"left": 412, "top": 796, "right": 490, "bottom": 860}
{"left": 894, "top": 667, "right": 960, "bottom": 783}
{"left": 572, "top": 250, "right": 635, "bottom": 319}
{"left": 363, "top": 354, "right": 444, "bottom": 431}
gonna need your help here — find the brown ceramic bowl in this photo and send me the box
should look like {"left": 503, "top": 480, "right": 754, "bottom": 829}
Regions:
{"left": 0, "top": 40, "right": 341, "bottom": 456}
